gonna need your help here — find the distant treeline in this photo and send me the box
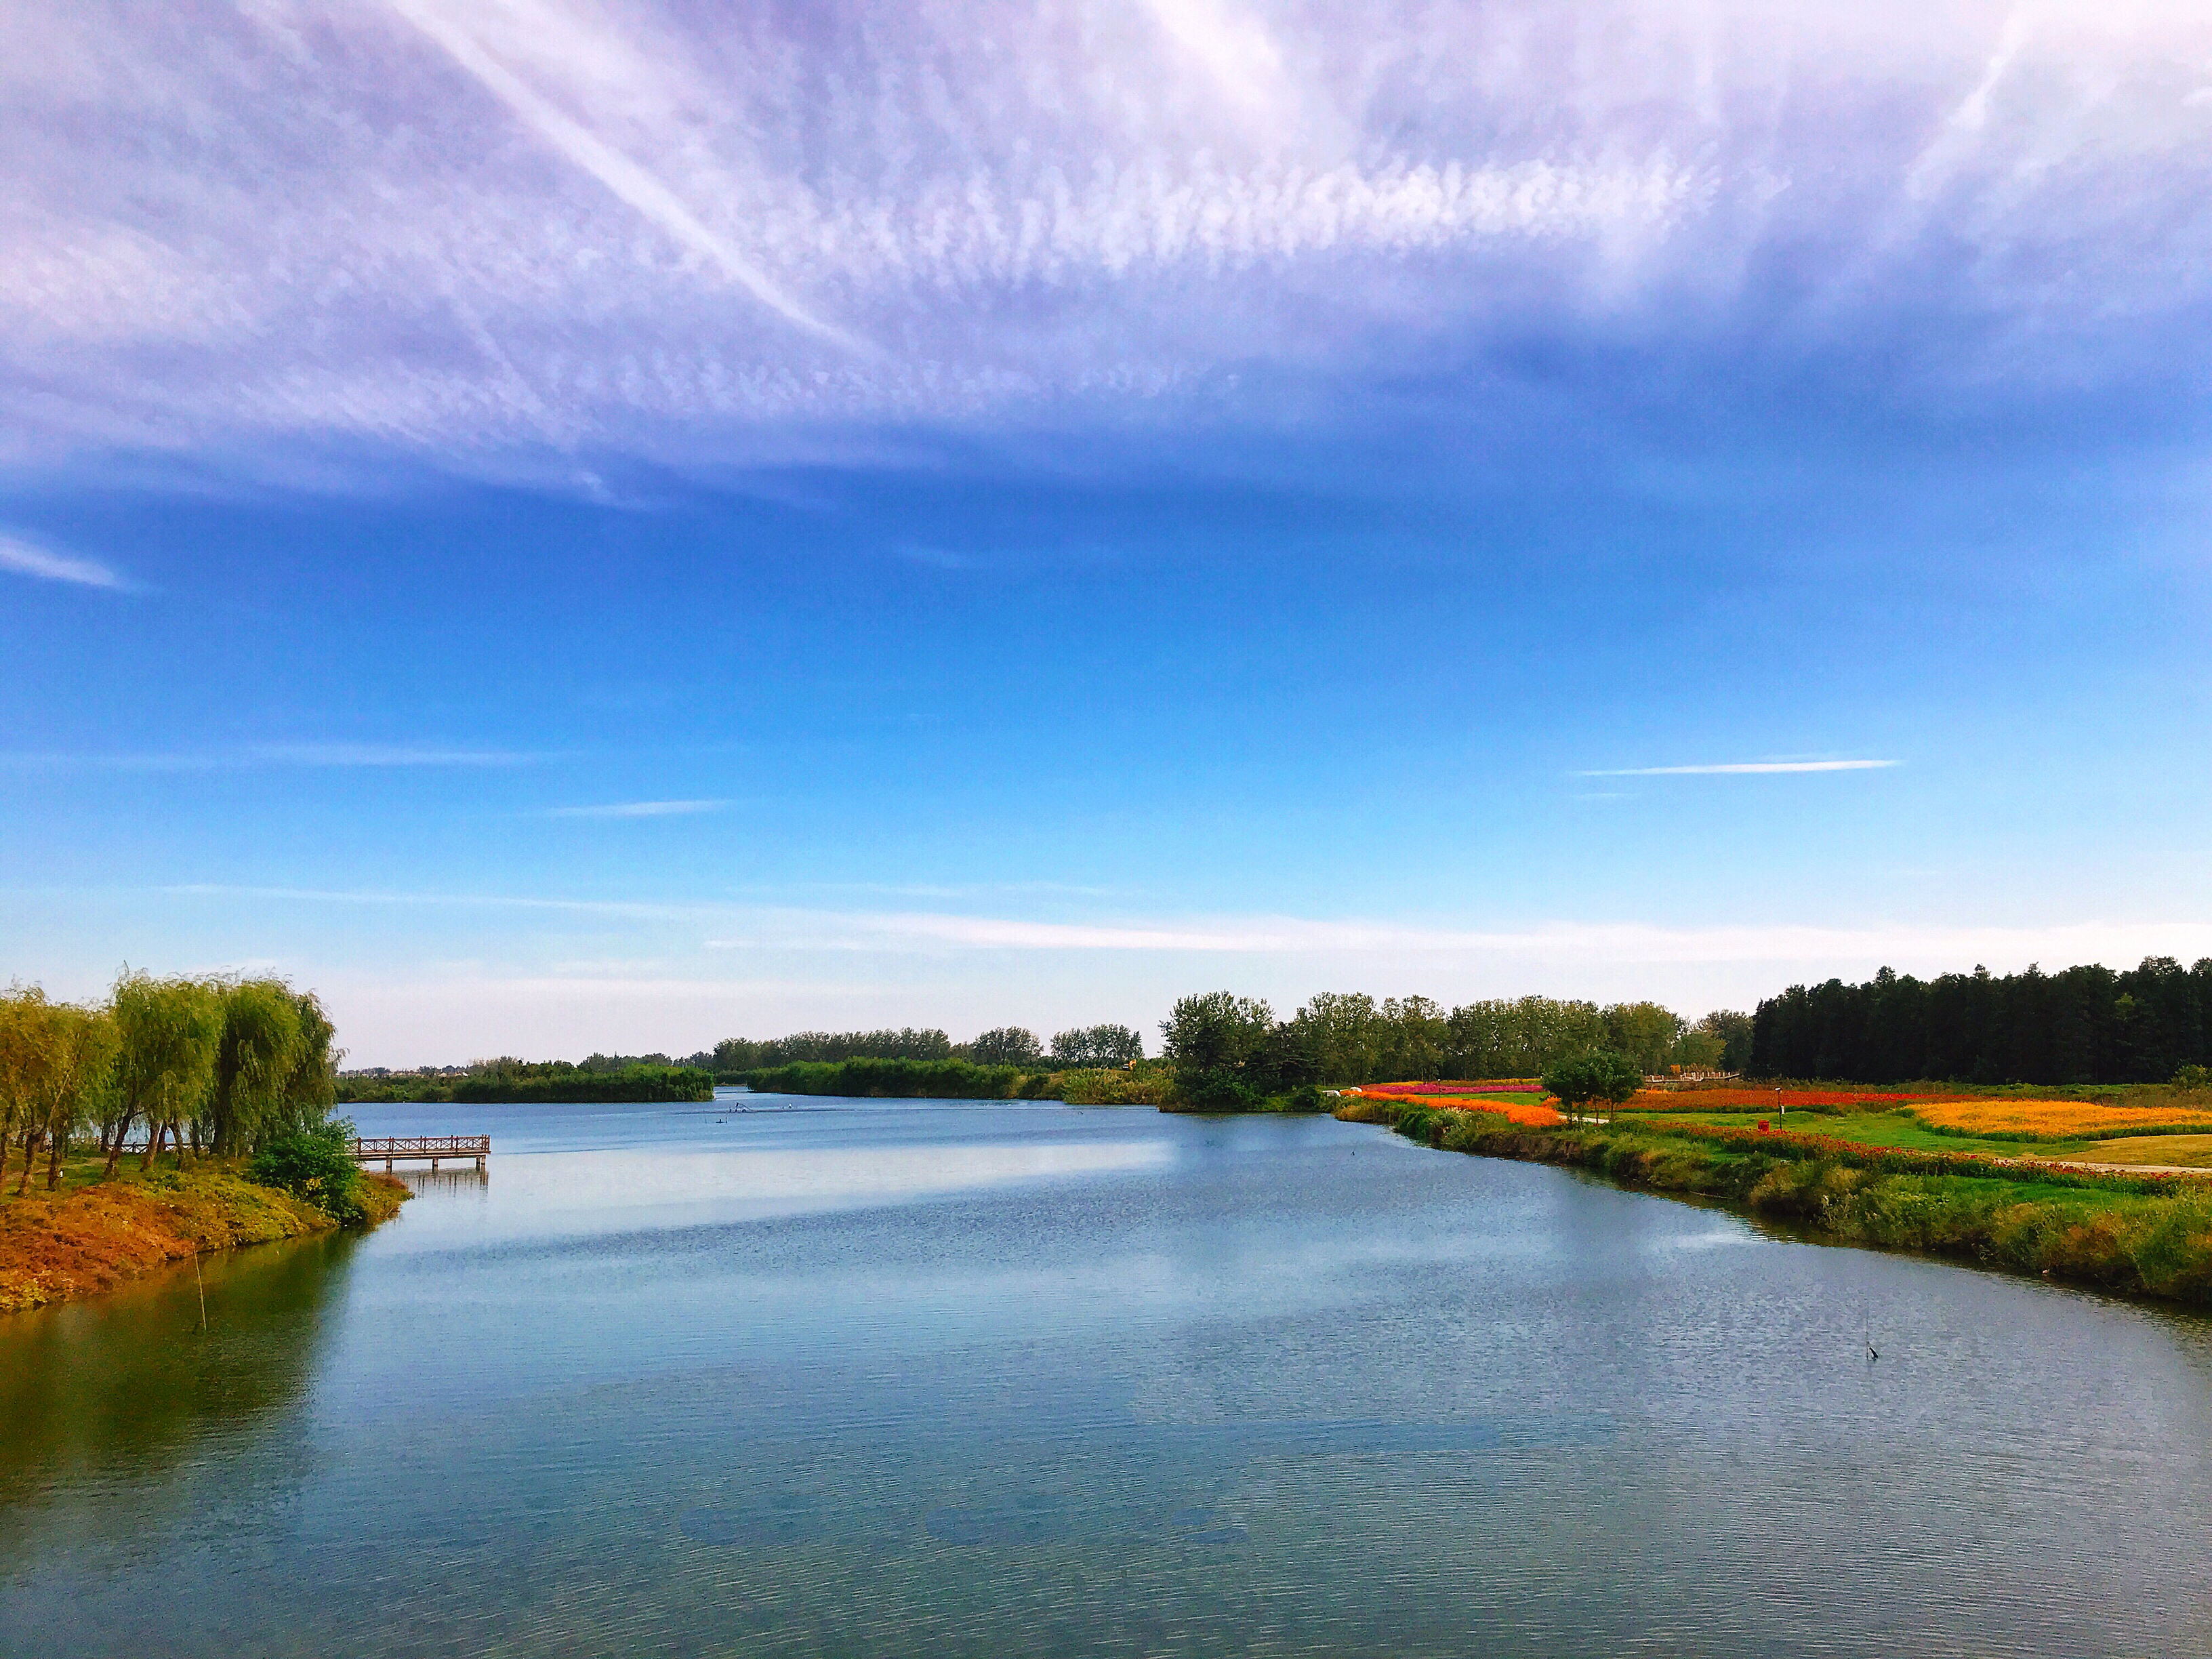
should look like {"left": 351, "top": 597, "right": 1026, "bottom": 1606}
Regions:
{"left": 1751, "top": 958, "right": 2212, "bottom": 1085}
{"left": 708, "top": 1023, "right": 1143, "bottom": 1076}
{"left": 1161, "top": 991, "right": 1745, "bottom": 1096}
{"left": 741, "top": 1057, "right": 1066, "bottom": 1100}
{"left": 339, "top": 1061, "right": 712, "bottom": 1104}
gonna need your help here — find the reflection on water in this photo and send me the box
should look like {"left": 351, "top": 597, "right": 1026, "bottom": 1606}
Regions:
{"left": 0, "top": 1229, "right": 354, "bottom": 1563}
{"left": 4, "top": 1093, "right": 2212, "bottom": 1658}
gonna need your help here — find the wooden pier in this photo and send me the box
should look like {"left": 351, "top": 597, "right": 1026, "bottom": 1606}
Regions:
{"left": 351, "top": 1135, "right": 491, "bottom": 1172}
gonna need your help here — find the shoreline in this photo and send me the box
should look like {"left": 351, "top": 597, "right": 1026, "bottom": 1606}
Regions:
{"left": 1338, "top": 1099, "right": 2212, "bottom": 1308}
{"left": 0, "top": 1162, "right": 409, "bottom": 1315}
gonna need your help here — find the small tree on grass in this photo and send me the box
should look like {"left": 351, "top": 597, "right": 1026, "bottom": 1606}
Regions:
{"left": 1540, "top": 1048, "right": 1643, "bottom": 1125}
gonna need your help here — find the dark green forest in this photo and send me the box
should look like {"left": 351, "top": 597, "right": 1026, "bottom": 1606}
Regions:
{"left": 1749, "top": 957, "right": 2212, "bottom": 1084}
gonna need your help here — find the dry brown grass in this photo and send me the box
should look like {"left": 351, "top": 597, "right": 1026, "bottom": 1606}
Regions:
{"left": 0, "top": 1162, "right": 409, "bottom": 1313}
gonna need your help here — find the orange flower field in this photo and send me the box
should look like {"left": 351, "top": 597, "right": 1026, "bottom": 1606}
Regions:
{"left": 1908, "top": 1097, "right": 2212, "bottom": 1139}
{"left": 1340, "top": 1085, "right": 1565, "bottom": 1127}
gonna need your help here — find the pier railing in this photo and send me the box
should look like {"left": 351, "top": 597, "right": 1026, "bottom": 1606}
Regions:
{"left": 351, "top": 1135, "right": 491, "bottom": 1170}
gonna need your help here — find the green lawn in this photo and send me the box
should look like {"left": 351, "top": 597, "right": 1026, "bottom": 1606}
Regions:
{"left": 1624, "top": 1109, "right": 2099, "bottom": 1161}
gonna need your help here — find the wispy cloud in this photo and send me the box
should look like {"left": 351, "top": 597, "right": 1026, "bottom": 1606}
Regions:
{"left": 117, "top": 882, "right": 2212, "bottom": 971}
{"left": 1578, "top": 760, "right": 1900, "bottom": 777}
{"left": 244, "top": 743, "right": 541, "bottom": 766}
{"left": 8, "top": 3, "right": 2203, "bottom": 472}
{"left": 548, "top": 799, "right": 728, "bottom": 819}
{"left": 0, "top": 533, "right": 129, "bottom": 590}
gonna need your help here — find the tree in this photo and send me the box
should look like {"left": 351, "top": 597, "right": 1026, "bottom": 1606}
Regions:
{"left": 1603, "top": 1002, "right": 1685, "bottom": 1074}
{"left": 1377, "top": 996, "right": 1448, "bottom": 1080}
{"left": 1293, "top": 993, "right": 1382, "bottom": 1084}
{"left": 1540, "top": 1049, "right": 1642, "bottom": 1124}
{"left": 967, "top": 1027, "right": 1043, "bottom": 1067}
{"left": 1692, "top": 1010, "right": 1753, "bottom": 1072}
{"left": 1161, "top": 991, "right": 1274, "bottom": 1076}
{"left": 26, "top": 1003, "right": 117, "bottom": 1192}
{"left": 0, "top": 987, "right": 59, "bottom": 1191}
{"left": 1442, "top": 996, "right": 1607, "bottom": 1078}
{"left": 1049, "top": 1024, "right": 1144, "bottom": 1067}
{"left": 208, "top": 979, "right": 304, "bottom": 1157}
{"left": 272, "top": 990, "right": 340, "bottom": 1143}
{"left": 112, "top": 973, "right": 223, "bottom": 1175}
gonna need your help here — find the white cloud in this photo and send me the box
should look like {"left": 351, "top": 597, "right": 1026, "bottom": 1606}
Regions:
{"left": 547, "top": 798, "right": 728, "bottom": 818}
{"left": 1578, "top": 759, "right": 1900, "bottom": 776}
{"left": 0, "top": 533, "right": 128, "bottom": 589}
{"left": 130, "top": 882, "right": 2208, "bottom": 971}
{"left": 7, "top": 2, "right": 2205, "bottom": 470}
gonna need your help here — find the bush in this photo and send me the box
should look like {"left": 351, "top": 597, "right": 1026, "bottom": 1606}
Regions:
{"left": 248, "top": 1123, "right": 368, "bottom": 1225}
{"left": 1173, "top": 1070, "right": 1263, "bottom": 1112}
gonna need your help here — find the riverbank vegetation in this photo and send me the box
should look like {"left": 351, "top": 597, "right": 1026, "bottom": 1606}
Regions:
{"left": 705, "top": 1023, "right": 1145, "bottom": 1078}
{"left": 0, "top": 972, "right": 406, "bottom": 1313}
{"left": 339, "top": 1059, "right": 711, "bottom": 1103}
{"left": 1337, "top": 1094, "right": 2212, "bottom": 1306}
{"left": 741, "top": 1057, "right": 1063, "bottom": 1099}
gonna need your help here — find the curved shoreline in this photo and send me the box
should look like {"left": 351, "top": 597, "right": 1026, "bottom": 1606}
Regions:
{"left": 0, "top": 1164, "right": 409, "bottom": 1315}
{"left": 1339, "top": 1099, "right": 2212, "bottom": 1308}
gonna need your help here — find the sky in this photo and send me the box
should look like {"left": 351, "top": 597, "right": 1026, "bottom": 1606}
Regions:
{"left": 5, "top": 0, "right": 2212, "bottom": 1065}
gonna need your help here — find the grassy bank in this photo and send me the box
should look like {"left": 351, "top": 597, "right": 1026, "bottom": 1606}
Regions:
{"left": 1338, "top": 1097, "right": 2212, "bottom": 1306}
{"left": 0, "top": 1157, "right": 408, "bottom": 1315}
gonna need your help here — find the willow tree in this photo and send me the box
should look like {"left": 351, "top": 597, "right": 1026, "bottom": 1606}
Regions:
{"left": 33, "top": 1004, "right": 119, "bottom": 1191}
{"left": 112, "top": 974, "right": 222, "bottom": 1175}
{"left": 207, "top": 979, "right": 303, "bottom": 1157}
{"left": 268, "top": 990, "right": 339, "bottom": 1147}
{"left": 0, "top": 987, "right": 57, "bottom": 1191}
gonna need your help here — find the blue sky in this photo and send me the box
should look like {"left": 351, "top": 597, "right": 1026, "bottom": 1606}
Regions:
{"left": 4, "top": 1, "right": 2211, "bottom": 1063}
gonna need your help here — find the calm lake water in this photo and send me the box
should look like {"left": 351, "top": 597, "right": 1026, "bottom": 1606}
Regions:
{"left": 4, "top": 1093, "right": 2212, "bottom": 1658}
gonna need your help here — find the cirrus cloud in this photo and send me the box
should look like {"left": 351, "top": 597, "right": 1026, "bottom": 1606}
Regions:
{"left": 0, "top": 533, "right": 129, "bottom": 589}
{"left": 3, "top": 1, "right": 2209, "bottom": 476}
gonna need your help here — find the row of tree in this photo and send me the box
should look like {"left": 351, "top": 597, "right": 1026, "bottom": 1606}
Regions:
{"left": 1749, "top": 958, "right": 2212, "bottom": 1084}
{"left": 704, "top": 1023, "right": 1145, "bottom": 1074}
{"left": 1158, "top": 990, "right": 1748, "bottom": 1103}
{"left": 0, "top": 973, "right": 340, "bottom": 1192}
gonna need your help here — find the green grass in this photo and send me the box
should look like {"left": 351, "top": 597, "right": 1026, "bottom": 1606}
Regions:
{"left": 1627, "top": 1108, "right": 2097, "bottom": 1159}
